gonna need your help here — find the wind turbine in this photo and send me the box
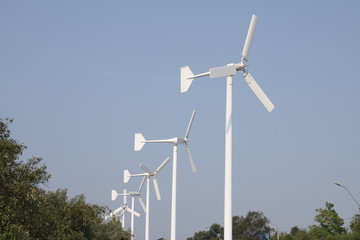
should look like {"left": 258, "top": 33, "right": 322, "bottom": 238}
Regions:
{"left": 112, "top": 183, "right": 144, "bottom": 240}
{"left": 180, "top": 14, "right": 274, "bottom": 240}
{"left": 124, "top": 157, "right": 170, "bottom": 240}
{"left": 134, "top": 110, "right": 196, "bottom": 240}
{"left": 108, "top": 189, "right": 141, "bottom": 231}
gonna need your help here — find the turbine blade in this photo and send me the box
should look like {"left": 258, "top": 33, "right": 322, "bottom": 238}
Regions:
{"left": 185, "top": 142, "right": 196, "bottom": 173}
{"left": 140, "top": 163, "right": 154, "bottom": 175}
{"left": 113, "top": 206, "right": 124, "bottom": 215}
{"left": 242, "top": 14, "right": 258, "bottom": 60}
{"left": 154, "top": 157, "right": 170, "bottom": 174}
{"left": 244, "top": 73, "right": 274, "bottom": 112}
{"left": 126, "top": 207, "right": 140, "bottom": 217}
{"left": 185, "top": 110, "right": 196, "bottom": 139}
{"left": 138, "top": 197, "right": 146, "bottom": 213}
{"left": 153, "top": 178, "right": 161, "bottom": 200}
{"left": 138, "top": 176, "right": 146, "bottom": 193}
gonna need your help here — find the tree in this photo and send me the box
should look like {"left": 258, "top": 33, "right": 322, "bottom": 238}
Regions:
{"left": 270, "top": 227, "right": 311, "bottom": 240}
{"left": 309, "top": 202, "right": 346, "bottom": 239}
{"left": 186, "top": 223, "right": 223, "bottom": 240}
{"left": 290, "top": 226, "right": 300, "bottom": 236}
{"left": 0, "top": 118, "right": 50, "bottom": 239}
{"left": 233, "top": 211, "right": 272, "bottom": 240}
{"left": 350, "top": 213, "right": 360, "bottom": 233}
{"left": 0, "top": 119, "right": 131, "bottom": 239}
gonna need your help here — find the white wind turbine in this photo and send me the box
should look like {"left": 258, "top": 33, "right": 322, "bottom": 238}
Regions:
{"left": 124, "top": 157, "right": 170, "bottom": 240}
{"left": 134, "top": 110, "right": 196, "bottom": 240}
{"left": 112, "top": 182, "right": 145, "bottom": 239}
{"left": 180, "top": 14, "right": 274, "bottom": 240}
{"left": 107, "top": 189, "right": 141, "bottom": 230}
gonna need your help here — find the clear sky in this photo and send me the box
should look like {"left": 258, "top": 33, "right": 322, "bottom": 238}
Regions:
{"left": 1, "top": 1, "right": 360, "bottom": 239}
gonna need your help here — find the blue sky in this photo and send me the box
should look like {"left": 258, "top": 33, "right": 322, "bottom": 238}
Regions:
{"left": 1, "top": 1, "right": 360, "bottom": 239}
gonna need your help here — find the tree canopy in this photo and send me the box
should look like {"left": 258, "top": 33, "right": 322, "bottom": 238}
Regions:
{"left": 0, "top": 118, "right": 130, "bottom": 240}
{"left": 309, "top": 201, "right": 346, "bottom": 238}
{"left": 233, "top": 211, "right": 272, "bottom": 240}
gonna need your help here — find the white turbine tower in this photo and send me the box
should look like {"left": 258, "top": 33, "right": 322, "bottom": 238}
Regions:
{"left": 112, "top": 181, "right": 145, "bottom": 239}
{"left": 124, "top": 157, "right": 170, "bottom": 240}
{"left": 180, "top": 14, "right": 274, "bottom": 240}
{"left": 134, "top": 110, "right": 196, "bottom": 240}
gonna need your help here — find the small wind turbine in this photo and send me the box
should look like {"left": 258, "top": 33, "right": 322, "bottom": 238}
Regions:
{"left": 134, "top": 110, "right": 196, "bottom": 240}
{"left": 108, "top": 189, "right": 140, "bottom": 231}
{"left": 112, "top": 183, "right": 144, "bottom": 239}
{"left": 124, "top": 157, "right": 170, "bottom": 240}
{"left": 180, "top": 14, "right": 274, "bottom": 240}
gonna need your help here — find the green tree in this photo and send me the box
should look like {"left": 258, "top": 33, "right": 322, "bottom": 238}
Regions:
{"left": 290, "top": 226, "right": 300, "bottom": 236}
{"left": 309, "top": 202, "right": 346, "bottom": 239}
{"left": 0, "top": 119, "right": 131, "bottom": 239}
{"left": 274, "top": 228, "right": 310, "bottom": 240}
{"left": 233, "top": 211, "right": 272, "bottom": 240}
{"left": 38, "top": 189, "right": 131, "bottom": 240}
{"left": 0, "top": 118, "right": 50, "bottom": 239}
{"left": 350, "top": 213, "right": 360, "bottom": 233}
{"left": 187, "top": 223, "right": 223, "bottom": 240}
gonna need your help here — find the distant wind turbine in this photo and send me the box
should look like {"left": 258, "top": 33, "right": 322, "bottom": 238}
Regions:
{"left": 124, "top": 157, "right": 169, "bottom": 240}
{"left": 134, "top": 110, "right": 196, "bottom": 240}
{"left": 108, "top": 189, "right": 140, "bottom": 232}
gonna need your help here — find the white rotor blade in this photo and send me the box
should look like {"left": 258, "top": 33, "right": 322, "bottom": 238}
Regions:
{"left": 138, "top": 176, "right": 146, "bottom": 193}
{"left": 153, "top": 178, "right": 161, "bottom": 200}
{"left": 140, "top": 163, "right": 154, "bottom": 175}
{"left": 242, "top": 14, "right": 258, "bottom": 60}
{"left": 113, "top": 206, "right": 124, "bottom": 215}
{"left": 154, "top": 157, "right": 170, "bottom": 174}
{"left": 244, "top": 73, "right": 274, "bottom": 112}
{"left": 138, "top": 196, "right": 146, "bottom": 213}
{"left": 185, "top": 142, "right": 196, "bottom": 173}
{"left": 185, "top": 110, "right": 196, "bottom": 139}
{"left": 126, "top": 207, "right": 140, "bottom": 217}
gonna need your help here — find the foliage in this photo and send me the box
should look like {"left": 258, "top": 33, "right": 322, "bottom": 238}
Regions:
{"left": 271, "top": 227, "right": 311, "bottom": 240}
{"left": 309, "top": 202, "right": 346, "bottom": 239}
{"left": 0, "top": 119, "right": 131, "bottom": 239}
{"left": 233, "top": 211, "right": 272, "bottom": 240}
{"left": 0, "top": 118, "right": 50, "bottom": 239}
{"left": 350, "top": 214, "right": 360, "bottom": 233}
{"left": 186, "top": 223, "right": 223, "bottom": 240}
{"left": 187, "top": 211, "right": 272, "bottom": 240}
